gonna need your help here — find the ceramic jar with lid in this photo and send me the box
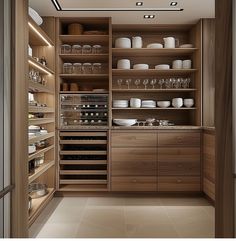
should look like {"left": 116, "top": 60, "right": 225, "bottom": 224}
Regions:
{"left": 63, "top": 63, "right": 73, "bottom": 74}
{"left": 61, "top": 44, "right": 71, "bottom": 54}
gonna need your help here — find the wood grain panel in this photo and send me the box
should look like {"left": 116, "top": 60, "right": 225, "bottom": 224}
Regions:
{"left": 112, "top": 176, "right": 157, "bottom": 192}
{"left": 112, "top": 148, "right": 156, "bottom": 176}
{"left": 158, "top": 176, "right": 201, "bottom": 192}
{"left": 111, "top": 132, "right": 157, "bottom": 147}
{"left": 158, "top": 132, "right": 201, "bottom": 147}
{"left": 158, "top": 147, "right": 200, "bottom": 176}
{"left": 203, "top": 177, "right": 215, "bottom": 201}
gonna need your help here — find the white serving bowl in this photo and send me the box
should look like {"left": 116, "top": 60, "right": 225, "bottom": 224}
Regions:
{"left": 113, "top": 119, "right": 137, "bottom": 126}
{"left": 147, "top": 43, "right": 163, "bottom": 49}
{"left": 172, "top": 98, "right": 183, "bottom": 108}
{"left": 157, "top": 101, "right": 171, "bottom": 108}
{"left": 133, "top": 64, "right": 149, "bottom": 70}
{"left": 155, "top": 64, "right": 170, "bottom": 70}
{"left": 184, "top": 98, "right": 194, "bottom": 107}
{"left": 179, "top": 44, "right": 194, "bottom": 48}
{"left": 117, "top": 59, "right": 131, "bottom": 69}
{"left": 115, "top": 38, "right": 131, "bottom": 48}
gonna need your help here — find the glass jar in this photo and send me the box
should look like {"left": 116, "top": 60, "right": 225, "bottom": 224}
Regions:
{"left": 92, "top": 45, "right": 102, "bottom": 54}
{"left": 82, "top": 45, "right": 92, "bottom": 54}
{"left": 63, "top": 63, "right": 73, "bottom": 74}
{"left": 82, "top": 63, "right": 92, "bottom": 74}
{"left": 73, "top": 63, "right": 82, "bottom": 74}
{"left": 61, "top": 44, "right": 71, "bottom": 54}
{"left": 92, "top": 63, "right": 102, "bottom": 74}
{"left": 72, "top": 45, "right": 82, "bottom": 54}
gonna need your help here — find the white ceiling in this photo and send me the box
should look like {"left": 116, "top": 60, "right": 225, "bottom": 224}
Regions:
{"left": 29, "top": 0, "right": 215, "bottom": 24}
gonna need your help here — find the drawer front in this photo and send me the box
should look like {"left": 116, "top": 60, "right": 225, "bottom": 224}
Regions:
{"left": 111, "top": 132, "right": 157, "bottom": 147}
{"left": 203, "top": 177, "right": 215, "bottom": 201}
{"left": 158, "top": 176, "right": 201, "bottom": 192}
{"left": 158, "top": 132, "right": 201, "bottom": 147}
{"left": 158, "top": 147, "right": 200, "bottom": 176}
{"left": 112, "top": 148, "right": 156, "bottom": 176}
{"left": 112, "top": 176, "right": 157, "bottom": 191}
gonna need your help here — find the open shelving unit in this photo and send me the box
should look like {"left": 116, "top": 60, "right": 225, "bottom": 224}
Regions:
{"left": 28, "top": 16, "right": 56, "bottom": 226}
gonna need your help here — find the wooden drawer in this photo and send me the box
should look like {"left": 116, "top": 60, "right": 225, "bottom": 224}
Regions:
{"left": 112, "top": 148, "right": 156, "bottom": 176}
{"left": 158, "top": 176, "right": 201, "bottom": 192}
{"left": 203, "top": 177, "right": 215, "bottom": 201}
{"left": 158, "top": 147, "right": 200, "bottom": 176}
{"left": 111, "top": 132, "right": 157, "bottom": 147}
{"left": 158, "top": 132, "right": 201, "bottom": 147}
{"left": 112, "top": 176, "right": 157, "bottom": 191}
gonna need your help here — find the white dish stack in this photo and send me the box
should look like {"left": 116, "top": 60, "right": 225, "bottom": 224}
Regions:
{"left": 113, "top": 100, "right": 129, "bottom": 108}
{"left": 141, "top": 100, "right": 156, "bottom": 108}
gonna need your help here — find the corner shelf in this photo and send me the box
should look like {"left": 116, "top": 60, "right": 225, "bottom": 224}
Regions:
{"left": 112, "top": 88, "right": 197, "bottom": 92}
{"left": 28, "top": 145, "right": 54, "bottom": 162}
{"left": 28, "top": 56, "right": 55, "bottom": 75}
{"left": 29, "top": 81, "right": 54, "bottom": 94}
{"left": 28, "top": 132, "right": 55, "bottom": 145}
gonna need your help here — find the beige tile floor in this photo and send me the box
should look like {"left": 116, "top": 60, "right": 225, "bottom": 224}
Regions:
{"left": 29, "top": 196, "right": 215, "bottom": 238}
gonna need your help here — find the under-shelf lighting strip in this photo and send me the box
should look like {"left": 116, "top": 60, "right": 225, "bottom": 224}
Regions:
{"left": 28, "top": 22, "right": 52, "bottom": 47}
{"left": 28, "top": 60, "right": 52, "bottom": 75}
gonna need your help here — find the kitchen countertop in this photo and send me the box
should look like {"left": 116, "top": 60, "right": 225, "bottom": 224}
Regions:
{"left": 111, "top": 125, "right": 202, "bottom": 130}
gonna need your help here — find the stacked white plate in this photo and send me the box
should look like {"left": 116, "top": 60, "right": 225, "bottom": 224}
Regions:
{"left": 29, "top": 7, "right": 43, "bottom": 26}
{"left": 113, "top": 119, "right": 137, "bottom": 126}
{"left": 155, "top": 64, "right": 170, "bottom": 70}
{"left": 147, "top": 43, "right": 163, "bottom": 49}
{"left": 141, "top": 100, "right": 156, "bottom": 108}
{"left": 133, "top": 64, "right": 149, "bottom": 70}
{"left": 113, "top": 100, "right": 129, "bottom": 108}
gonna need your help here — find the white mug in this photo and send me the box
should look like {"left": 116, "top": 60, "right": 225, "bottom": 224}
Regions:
{"left": 117, "top": 59, "right": 131, "bottom": 69}
{"left": 172, "top": 60, "right": 183, "bottom": 69}
{"left": 183, "top": 60, "right": 192, "bottom": 69}
{"left": 172, "top": 98, "right": 183, "bottom": 108}
{"left": 130, "top": 98, "right": 141, "bottom": 108}
{"left": 132, "top": 36, "right": 143, "bottom": 48}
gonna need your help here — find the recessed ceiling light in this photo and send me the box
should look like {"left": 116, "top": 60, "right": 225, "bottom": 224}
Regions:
{"left": 170, "top": 2, "right": 178, "bottom": 6}
{"left": 136, "top": 2, "right": 143, "bottom": 6}
{"left": 144, "top": 15, "right": 155, "bottom": 19}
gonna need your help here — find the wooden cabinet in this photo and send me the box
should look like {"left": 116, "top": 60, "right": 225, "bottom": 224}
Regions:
{"left": 203, "top": 130, "right": 215, "bottom": 200}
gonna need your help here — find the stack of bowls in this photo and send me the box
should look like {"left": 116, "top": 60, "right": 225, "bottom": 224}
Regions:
{"left": 141, "top": 100, "right": 156, "bottom": 108}
{"left": 113, "top": 100, "right": 129, "bottom": 108}
{"left": 115, "top": 38, "right": 131, "bottom": 48}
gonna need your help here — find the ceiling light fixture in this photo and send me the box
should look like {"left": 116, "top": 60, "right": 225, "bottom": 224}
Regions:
{"left": 170, "top": 2, "right": 178, "bottom": 6}
{"left": 28, "top": 22, "right": 52, "bottom": 47}
{"left": 144, "top": 15, "right": 155, "bottom": 19}
{"left": 136, "top": 2, "right": 143, "bottom": 6}
{"left": 51, "top": 0, "right": 61, "bottom": 10}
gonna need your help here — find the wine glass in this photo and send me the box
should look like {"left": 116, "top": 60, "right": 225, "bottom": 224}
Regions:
{"left": 117, "top": 79, "right": 123, "bottom": 89}
{"left": 126, "top": 79, "right": 132, "bottom": 89}
{"left": 134, "top": 79, "right": 141, "bottom": 89}
{"left": 143, "top": 79, "right": 149, "bottom": 89}
{"left": 150, "top": 79, "right": 157, "bottom": 89}
{"left": 158, "top": 79, "right": 165, "bottom": 89}
{"left": 187, "top": 78, "right": 191, "bottom": 88}
{"left": 165, "top": 79, "right": 172, "bottom": 89}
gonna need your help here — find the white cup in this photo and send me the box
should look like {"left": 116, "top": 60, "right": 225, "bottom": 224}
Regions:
{"left": 172, "top": 60, "right": 183, "bottom": 69}
{"left": 183, "top": 60, "right": 192, "bottom": 69}
{"left": 132, "top": 36, "right": 143, "bottom": 48}
{"left": 172, "top": 98, "right": 183, "bottom": 108}
{"left": 117, "top": 59, "right": 131, "bottom": 69}
{"left": 130, "top": 98, "right": 141, "bottom": 108}
{"left": 184, "top": 98, "right": 194, "bottom": 107}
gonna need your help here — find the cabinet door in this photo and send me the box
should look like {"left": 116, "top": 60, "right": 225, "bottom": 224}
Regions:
{"left": 158, "top": 147, "right": 200, "bottom": 176}
{"left": 112, "top": 148, "right": 156, "bottom": 176}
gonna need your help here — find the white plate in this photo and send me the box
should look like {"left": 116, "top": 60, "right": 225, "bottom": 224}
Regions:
{"left": 147, "top": 43, "right": 163, "bottom": 49}
{"left": 133, "top": 64, "right": 149, "bottom": 70}
{"left": 179, "top": 44, "right": 194, "bottom": 48}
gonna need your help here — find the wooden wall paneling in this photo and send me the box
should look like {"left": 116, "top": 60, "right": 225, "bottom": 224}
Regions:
{"left": 11, "top": 0, "right": 28, "bottom": 237}
{"left": 215, "top": 0, "right": 234, "bottom": 237}
{"left": 202, "top": 19, "right": 215, "bottom": 127}
{"left": 109, "top": 17, "right": 112, "bottom": 127}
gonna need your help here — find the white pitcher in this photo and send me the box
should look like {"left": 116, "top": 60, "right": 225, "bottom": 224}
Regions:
{"left": 132, "top": 36, "right": 143, "bottom": 48}
{"left": 163, "top": 37, "right": 179, "bottom": 48}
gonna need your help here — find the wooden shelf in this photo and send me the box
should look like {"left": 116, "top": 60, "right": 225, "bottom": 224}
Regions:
{"left": 60, "top": 160, "right": 107, "bottom": 165}
{"left": 60, "top": 170, "right": 107, "bottom": 175}
{"left": 28, "top": 145, "right": 54, "bottom": 162}
{"left": 60, "top": 91, "right": 109, "bottom": 94}
{"left": 28, "top": 161, "right": 55, "bottom": 183}
{"left": 112, "top": 48, "right": 198, "bottom": 57}
{"left": 112, "top": 69, "right": 197, "bottom": 76}
{"left": 28, "top": 132, "right": 55, "bottom": 145}
{"left": 60, "top": 140, "right": 107, "bottom": 145}
{"left": 29, "top": 188, "right": 55, "bottom": 227}
{"left": 28, "top": 56, "right": 55, "bottom": 75}
{"left": 28, "top": 17, "right": 54, "bottom": 47}
{"left": 60, "top": 150, "right": 107, "bottom": 155}
{"left": 28, "top": 106, "right": 54, "bottom": 113}
{"left": 29, "top": 81, "right": 54, "bottom": 94}
{"left": 28, "top": 118, "right": 54, "bottom": 125}
{"left": 60, "top": 179, "right": 108, "bottom": 185}
{"left": 59, "top": 74, "right": 109, "bottom": 79}
{"left": 112, "top": 107, "right": 197, "bottom": 110}
{"left": 59, "top": 184, "right": 108, "bottom": 192}
{"left": 59, "top": 54, "right": 109, "bottom": 62}
{"left": 112, "top": 88, "right": 197, "bottom": 92}
{"left": 59, "top": 35, "right": 109, "bottom": 44}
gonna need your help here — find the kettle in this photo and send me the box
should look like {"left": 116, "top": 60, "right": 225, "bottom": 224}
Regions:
{"left": 163, "top": 37, "right": 179, "bottom": 48}
{"left": 132, "top": 36, "right": 143, "bottom": 48}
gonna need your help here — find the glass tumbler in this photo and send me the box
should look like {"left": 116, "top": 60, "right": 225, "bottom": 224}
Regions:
{"left": 61, "top": 44, "right": 71, "bottom": 54}
{"left": 73, "top": 63, "right": 82, "bottom": 74}
{"left": 82, "top": 63, "right": 93, "bottom": 74}
{"left": 63, "top": 63, "right": 73, "bottom": 74}
{"left": 82, "top": 45, "right": 92, "bottom": 54}
{"left": 72, "top": 45, "right": 82, "bottom": 54}
{"left": 92, "top": 63, "right": 102, "bottom": 74}
{"left": 92, "top": 45, "right": 102, "bottom": 54}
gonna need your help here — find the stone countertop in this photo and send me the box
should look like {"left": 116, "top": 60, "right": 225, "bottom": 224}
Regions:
{"left": 111, "top": 125, "right": 202, "bottom": 130}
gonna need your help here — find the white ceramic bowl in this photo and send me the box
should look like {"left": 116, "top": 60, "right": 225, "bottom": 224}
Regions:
{"left": 157, "top": 101, "right": 171, "bottom": 108}
{"left": 172, "top": 98, "right": 183, "bottom": 108}
{"left": 172, "top": 60, "right": 183, "bottom": 69}
{"left": 147, "top": 43, "right": 163, "bottom": 49}
{"left": 115, "top": 38, "right": 131, "bottom": 48}
{"left": 155, "top": 64, "right": 170, "bottom": 70}
{"left": 117, "top": 59, "right": 131, "bottom": 69}
{"left": 184, "top": 98, "right": 194, "bottom": 107}
{"left": 133, "top": 64, "right": 149, "bottom": 70}
{"left": 130, "top": 98, "right": 141, "bottom": 108}
{"left": 179, "top": 44, "right": 194, "bottom": 48}
{"left": 113, "top": 119, "right": 137, "bottom": 126}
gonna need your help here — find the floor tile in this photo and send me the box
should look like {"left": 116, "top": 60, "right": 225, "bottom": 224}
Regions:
{"left": 124, "top": 197, "right": 162, "bottom": 206}
{"left": 86, "top": 197, "right": 125, "bottom": 207}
